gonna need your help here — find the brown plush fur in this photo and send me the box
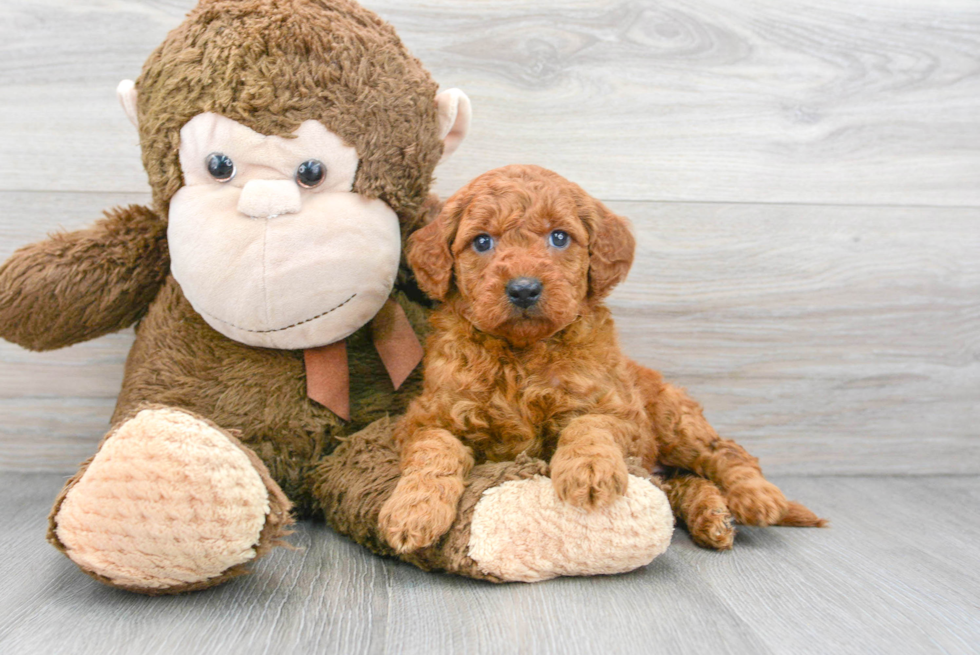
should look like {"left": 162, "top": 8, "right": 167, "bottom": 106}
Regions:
{"left": 0, "top": 205, "right": 169, "bottom": 351}
{"left": 114, "top": 279, "right": 430, "bottom": 513}
{"left": 382, "top": 165, "right": 824, "bottom": 552}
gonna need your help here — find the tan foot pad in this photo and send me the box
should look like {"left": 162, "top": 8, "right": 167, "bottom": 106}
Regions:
{"left": 468, "top": 474, "right": 673, "bottom": 582}
{"left": 54, "top": 408, "right": 271, "bottom": 591}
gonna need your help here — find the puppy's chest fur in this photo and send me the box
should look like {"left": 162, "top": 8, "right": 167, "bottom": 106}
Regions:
{"left": 467, "top": 356, "right": 604, "bottom": 462}
{"left": 423, "top": 309, "right": 646, "bottom": 464}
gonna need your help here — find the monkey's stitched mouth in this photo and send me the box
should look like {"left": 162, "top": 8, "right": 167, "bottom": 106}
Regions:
{"left": 202, "top": 293, "right": 358, "bottom": 334}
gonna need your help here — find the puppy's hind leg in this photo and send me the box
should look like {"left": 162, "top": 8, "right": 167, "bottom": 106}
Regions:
{"left": 658, "top": 472, "right": 735, "bottom": 550}
{"left": 629, "top": 360, "right": 808, "bottom": 527}
{"left": 658, "top": 473, "right": 825, "bottom": 550}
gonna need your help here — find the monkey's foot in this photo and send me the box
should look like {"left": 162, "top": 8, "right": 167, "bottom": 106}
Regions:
{"left": 48, "top": 407, "right": 292, "bottom": 594}
{"left": 467, "top": 473, "right": 673, "bottom": 582}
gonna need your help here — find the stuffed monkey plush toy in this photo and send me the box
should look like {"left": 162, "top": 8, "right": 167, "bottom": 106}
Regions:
{"left": 0, "top": 0, "right": 678, "bottom": 593}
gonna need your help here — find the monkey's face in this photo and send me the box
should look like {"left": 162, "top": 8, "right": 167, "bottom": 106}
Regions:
{"left": 168, "top": 113, "right": 401, "bottom": 349}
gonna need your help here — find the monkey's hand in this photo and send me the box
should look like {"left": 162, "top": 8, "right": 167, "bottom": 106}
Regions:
{"left": 0, "top": 204, "right": 169, "bottom": 351}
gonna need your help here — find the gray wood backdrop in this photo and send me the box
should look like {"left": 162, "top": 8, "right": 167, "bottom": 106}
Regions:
{"left": 1, "top": 0, "right": 978, "bottom": 475}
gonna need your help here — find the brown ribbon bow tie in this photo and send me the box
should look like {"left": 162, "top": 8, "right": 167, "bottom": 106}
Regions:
{"left": 303, "top": 299, "right": 424, "bottom": 421}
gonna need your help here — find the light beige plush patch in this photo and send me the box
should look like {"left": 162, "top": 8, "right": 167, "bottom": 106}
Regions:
{"left": 236, "top": 179, "right": 302, "bottom": 219}
{"left": 116, "top": 79, "right": 138, "bottom": 128}
{"left": 468, "top": 474, "right": 673, "bottom": 582}
{"left": 435, "top": 89, "right": 471, "bottom": 163}
{"left": 55, "top": 408, "right": 271, "bottom": 590}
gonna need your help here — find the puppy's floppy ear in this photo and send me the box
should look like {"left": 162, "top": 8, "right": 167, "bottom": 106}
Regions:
{"left": 407, "top": 191, "right": 470, "bottom": 301}
{"left": 583, "top": 198, "right": 636, "bottom": 301}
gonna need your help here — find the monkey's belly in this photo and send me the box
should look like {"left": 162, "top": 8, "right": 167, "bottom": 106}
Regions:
{"left": 111, "top": 276, "right": 423, "bottom": 512}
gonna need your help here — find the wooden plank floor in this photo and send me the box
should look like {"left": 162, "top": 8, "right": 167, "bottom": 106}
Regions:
{"left": 1, "top": 473, "right": 978, "bottom": 655}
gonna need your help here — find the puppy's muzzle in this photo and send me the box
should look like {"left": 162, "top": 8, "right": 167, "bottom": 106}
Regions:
{"left": 506, "top": 277, "right": 543, "bottom": 309}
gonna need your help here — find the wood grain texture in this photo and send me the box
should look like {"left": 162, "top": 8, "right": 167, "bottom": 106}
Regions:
{"left": 671, "top": 476, "right": 980, "bottom": 655}
{"left": 610, "top": 201, "right": 980, "bottom": 475}
{"left": 1, "top": 473, "right": 977, "bottom": 655}
{"left": 2, "top": 193, "right": 977, "bottom": 474}
{"left": 1, "top": 0, "right": 979, "bottom": 205}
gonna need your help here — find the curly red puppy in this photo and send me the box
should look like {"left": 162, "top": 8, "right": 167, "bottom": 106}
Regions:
{"left": 379, "top": 165, "right": 823, "bottom": 553}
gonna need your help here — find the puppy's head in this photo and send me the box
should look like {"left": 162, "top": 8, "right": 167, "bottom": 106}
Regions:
{"left": 408, "top": 165, "right": 634, "bottom": 346}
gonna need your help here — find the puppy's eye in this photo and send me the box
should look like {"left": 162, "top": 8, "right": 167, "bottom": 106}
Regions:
{"left": 206, "top": 153, "right": 235, "bottom": 182}
{"left": 296, "top": 160, "right": 326, "bottom": 188}
{"left": 472, "top": 234, "right": 495, "bottom": 253}
{"left": 549, "top": 230, "right": 571, "bottom": 249}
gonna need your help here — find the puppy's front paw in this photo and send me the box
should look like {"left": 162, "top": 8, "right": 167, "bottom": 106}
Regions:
{"left": 725, "top": 479, "right": 789, "bottom": 526}
{"left": 551, "top": 449, "right": 629, "bottom": 510}
{"left": 379, "top": 481, "right": 458, "bottom": 553}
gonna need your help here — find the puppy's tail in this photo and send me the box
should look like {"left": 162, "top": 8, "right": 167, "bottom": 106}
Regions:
{"left": 777, "top": 501, "right": 828, "bottom": 528}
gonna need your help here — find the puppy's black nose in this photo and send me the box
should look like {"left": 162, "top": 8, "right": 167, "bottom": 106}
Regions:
{"left": 506, "top": 277, "right": 543, "bottom": 309}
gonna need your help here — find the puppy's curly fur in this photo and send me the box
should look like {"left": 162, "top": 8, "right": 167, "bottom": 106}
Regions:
{"left": 379, "top": 165, "right": 824, "bottom": 554}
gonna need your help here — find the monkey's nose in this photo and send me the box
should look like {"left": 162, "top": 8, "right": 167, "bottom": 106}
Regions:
{"left": 237, "top": 180, "right": 302, "bottom": 218}
{"left": 506, "top": 277, "right": 543, "bottom": 309}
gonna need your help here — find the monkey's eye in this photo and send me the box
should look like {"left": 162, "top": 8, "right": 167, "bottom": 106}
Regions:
{"left": 472, "top": 234, "right": 495, "bottom": 253}
{"left": 296, "top": 160, "right": 326, "bottom": 188}
{"left": 206, "top": 153, "right": 235, "bottom": 182}
{"left": 548, "top": 230, "right": 571, "bottom": 249}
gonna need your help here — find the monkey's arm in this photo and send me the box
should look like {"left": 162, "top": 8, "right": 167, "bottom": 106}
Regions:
{"left": 0, "top": 204, "right": 169, "bottom": 351}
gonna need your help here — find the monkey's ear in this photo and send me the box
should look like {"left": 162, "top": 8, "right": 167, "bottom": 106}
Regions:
{"left": 436, "top": 89, "right": 471, "bottom": 163}
{"left": 584, "top": 199, "right": 636, "bottom": 302}
{"left": 117, "top": 79, "right": 139, "bottom": 128}
{"left": 406, "top": 191, "right": 470, "bottom": 301}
